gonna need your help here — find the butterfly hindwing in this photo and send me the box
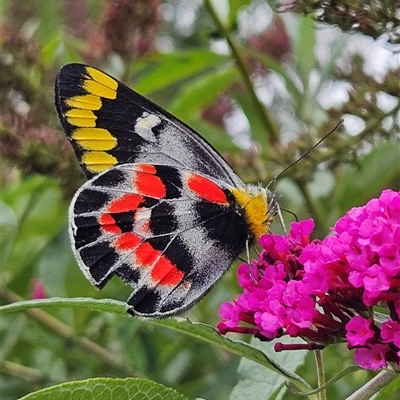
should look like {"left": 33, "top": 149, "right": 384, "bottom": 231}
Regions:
{"left": 55, "top": 63, "right": 243, "bottom": 187}
{"left": 70, "top": 163, "right": 249, "bottom": 317}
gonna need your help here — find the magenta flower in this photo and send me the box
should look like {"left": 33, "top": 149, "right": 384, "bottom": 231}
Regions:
{"left": 345, "top": 316, "right": 375, "bottom": 346}
{"left": 381, "top": 321, "right": 400, "bottom": 347}
{"left": 218, "top": 189, "right": 400, "bottom": 370}
{"left": 354, "top": 344, "right": 388, "bottom": 370}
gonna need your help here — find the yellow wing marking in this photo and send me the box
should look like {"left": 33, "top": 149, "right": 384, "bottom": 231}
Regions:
{"left": 82, "top": 151, "right": 118, "bottom": 174}
{"left": 62, "top": 67, "right": 123, "bottom": 173}
{"left": 71, "top": 128, "right": 117, "bottom": 151}
{"left": 66, "top": 95, "right": 102, "bottom": 110}
{"left": 83, "top": 67, "right": 118, "bottom": 99}
{"left": 65, "top": 109, "right": 96, "bottom": 127}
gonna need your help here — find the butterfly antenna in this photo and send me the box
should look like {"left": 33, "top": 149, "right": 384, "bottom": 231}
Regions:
{"left": 267, "top": 120, "right": 343, "bottom": 190}
{"left": 281, "top": 207, "right": 299, "bottom": 222}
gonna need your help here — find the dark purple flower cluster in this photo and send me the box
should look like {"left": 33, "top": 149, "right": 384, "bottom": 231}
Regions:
{"left": 218, "top": 189, "right": 400, "bottom": 370}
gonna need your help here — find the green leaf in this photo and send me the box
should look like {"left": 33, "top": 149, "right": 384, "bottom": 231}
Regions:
{"left": 33, "top": 0, "right": 63, "bottom": 44}
{"left": 230, "top": 337, "right": 311, "bottom": 400}
{"left": 38, "top": 230, "right": 73, "bottom": 298}
{"left": 134, "top": 50, "right": 228, "bottom": 94}
{"left": 292, "top": 16, "right": 316, "bottom": 89}
{"left": 0, "top": 297, "right": 305, "bottom": 386}
{"left": 227, "top": 0, "right": 253, "bottom": 30}
{"left": 284, "top": 15, "right": 316, "bottom": 121}
{"left": 333, "top": 141, "right": 400, "bottom": 217}
{"left": 233, "top": 91, "right": 266, "bottom": 151}
{"left": 209, "top": 0, "right": 230, "bottom": 26}
{"left": 0, "top": 297, "right": 128, "bottom": 316}
{"left": 0, "top": 200, "right": 18, "bottom": 272}
{"left": 1, "top": 176, "right": 68, "bottom": 284}
{"left": 58, "top": 34, "right": 87, "bottom": 64}
{"left": 41, "top": 34, "right": 62, "bottom": 65}
{"left": 169, "top": 65, "right": 239, "bottom": 118}
{"left": 246, "top": 48, "right": 302, "bottom": 106}
{"left": 151, "top": 319, "right": 307, "bottom": 387}
{"left": 18, "top": 377, "right": 188, "bottom": 400}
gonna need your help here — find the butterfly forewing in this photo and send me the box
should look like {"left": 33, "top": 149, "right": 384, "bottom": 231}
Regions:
{"left": 55, "top": 63, "right": 243, "bottom": 186}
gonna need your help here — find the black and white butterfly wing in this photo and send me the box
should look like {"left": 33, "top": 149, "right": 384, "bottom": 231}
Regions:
{"left": 55, "top": 63, "right": 243, "bottom": 187}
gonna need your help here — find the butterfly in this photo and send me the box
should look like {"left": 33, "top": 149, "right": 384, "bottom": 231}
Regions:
{"left": 55, "top": 64, "right": 279, "bottom": 318}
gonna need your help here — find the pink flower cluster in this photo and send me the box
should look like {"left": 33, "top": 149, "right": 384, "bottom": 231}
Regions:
{"left": 218, "top": 189, "right": 400, "bottom": 370}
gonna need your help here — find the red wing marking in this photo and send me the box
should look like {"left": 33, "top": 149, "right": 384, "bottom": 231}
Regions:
{"left": 134, "top": 171, "right": 166, "bottom": 198}
{"left": 113, "top": 232, "right": 142, "bottom": 251}
{"left": 107, "top": 193, "right": 144, "bottom": 213}
{"left": 151, "top": 256, "right": 184, "bottom": 286}
{"left": 137, "top": 164, "right": 157, "bottom": 174}
{"left": 135, "top": 242, "right": 160, "bottom": 267}
{"left": 187, "top": 173, "right": 228, "bottom": 204}
{"left": 99, "top": 214, "right": 121, "bottom": 234}
{"left": 134, "top": 240, "right": 184, "bottom": 287}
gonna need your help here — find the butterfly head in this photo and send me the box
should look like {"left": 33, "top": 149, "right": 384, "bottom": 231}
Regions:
{"left": 230, "top": 185, "right": 279, "bottom": 242}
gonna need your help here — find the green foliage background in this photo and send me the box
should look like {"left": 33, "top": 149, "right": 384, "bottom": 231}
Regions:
{"left": 1, "top": 1, "right": 399, "bottom": 399}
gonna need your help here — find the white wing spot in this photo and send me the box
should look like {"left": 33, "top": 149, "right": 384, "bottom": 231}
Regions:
{"left": 135, "top": 112, "right": 162, "bottom": 141}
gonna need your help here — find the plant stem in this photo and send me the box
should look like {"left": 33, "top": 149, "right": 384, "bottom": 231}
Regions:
{"left": 1, "top": 360, "right": 54, "bottom": 383}
{"left": 203, "top": 0, "right": 279, "bottom": 143}
{"left": 345, "top": 369, "right": 398, "bottom": 400}
{"left": 315, "top": 350, "right": 326, "bottom": 400}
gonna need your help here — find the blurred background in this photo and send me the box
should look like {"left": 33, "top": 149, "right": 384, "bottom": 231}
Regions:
{"left": 1, "top": 1, "right": 399, "bottom": 399}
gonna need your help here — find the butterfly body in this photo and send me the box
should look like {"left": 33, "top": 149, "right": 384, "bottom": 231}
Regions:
{"left": 56, "top": 64, "right": 278, "bottom": 317}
